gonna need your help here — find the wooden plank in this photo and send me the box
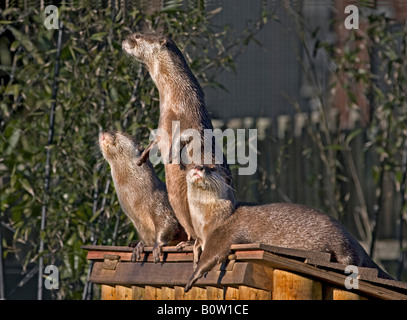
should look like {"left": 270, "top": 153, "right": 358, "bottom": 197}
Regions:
{"left": 232, "top": 243, "right": 332, "bottom": 263}
{"left": 132, "top": 286, "right": 145, "bottom": 300}
{"left": 244, "top": 263, "right": 273, "bottom": 292}
{"left": 305, "top": 258, "right": 379, "bottom": 280}
{"left": 86, "top": 250, "right": 194, "bottom": 263}
{"left": 224, "top": 286, "right": 239, "bottom": 300}
{"left": 89, "top": 261, "right": 274, "bottom": 292}
{"left": 235, "top": 247, "right": 407, "bottom": 291}
{"left": 144, "top": 286, "right": 161, "bottom": 300}
{"left": 115, "top": 285, "right": 132, "bottom": 300}
{"left": 273, "top": 269, "right": 322, "bottom": 300}
{"left": 206, "top": 286, "right": 224, "bottom": 300}
{"left": 238, "top": 286, "right": 271, "bottom": 300}
{"left": 258, "top": 251, "right": 407, "bottom": 300}
{"left": 84, "top": 243, "right": 330, "bottom": 269}
{"left": 324, "top": 287, "right": 368, "bottom": 300}
{"left": 81, "top": 245, "right": 194, "bottom": 253}
{"left": 183, "top": 287, "right": 207, "bottom": 300}
{"left": 83, "top": 243, "right": 330, "bottom": 261}
{"left": 174, "top": 286, "right": 186, "bottom": 300}
{"left": 160, "top": 286, "right": 175, "bottom": 300}
{"left": 101, "top": 285, "right": 116, "bottom": 300}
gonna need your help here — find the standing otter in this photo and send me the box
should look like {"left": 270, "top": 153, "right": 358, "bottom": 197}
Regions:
{"left": 184, "top": 165, "right": 393, "bottom": 292}
{"left": 122, "top": 33, "right": 236, "bottom": 245}
{"left": 99, "top": 131, "right": 186, "bottom": 263}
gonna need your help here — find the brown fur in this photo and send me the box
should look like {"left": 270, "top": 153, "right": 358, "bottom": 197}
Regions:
{"left": 122, "top": 33, "right": 236, "bottom": 243}
{"left": 184, "top": 166, "right": 394, "bottom": 292}
{"left": 99, "top": 131, "right": 186, "bottom": 263}
{"left": 186, "top": 164, "right": 236, "bottom": 268}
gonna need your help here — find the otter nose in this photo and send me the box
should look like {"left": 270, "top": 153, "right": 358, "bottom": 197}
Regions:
{"left": 194, "top": 165, "right": 203, "bottom": 171}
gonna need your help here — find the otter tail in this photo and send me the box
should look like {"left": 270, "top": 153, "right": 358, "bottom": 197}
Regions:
{"left": 361, "top": 256, "right": 394, "bottom": 280}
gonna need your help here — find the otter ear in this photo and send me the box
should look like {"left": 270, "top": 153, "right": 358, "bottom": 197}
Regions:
{"left": 136, "top": 144, "right": 145, "bottom": 154}
{"left": 159, "top": 37, "right": 168, "bottom": 47}
{"left": 226, "top": 176, "right": 232, "bottom": 185}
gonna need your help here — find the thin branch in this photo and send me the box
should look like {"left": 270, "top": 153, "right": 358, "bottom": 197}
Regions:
{"left": 397, "top": 139, "right": 407, "bottom": 280}
{"left": 0, "top": 217, "right": 5, "bottom": 300}
{"left": 342, "top": 144, "right": 372, "bottom": 242}
{"left": 369, "top": 115, "right": 391, "bottom": 258}
{"left": 38, "top": 21, "right": 64, "bottom": 301}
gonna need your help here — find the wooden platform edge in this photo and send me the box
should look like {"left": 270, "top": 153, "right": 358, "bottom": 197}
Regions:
{"left": 81, "top": 244, "right": 407, "bottom": 300}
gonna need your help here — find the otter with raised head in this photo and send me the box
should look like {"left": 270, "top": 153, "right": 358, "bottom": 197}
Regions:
{"left": 122, "top": 33, "right": 236, "bottom": 246}
{"left": 184, "top": 164, "right": 393, "bottom": 291}
{"left": 99, "top": 131, "right": 186, "bottom": 263}
{"left": 186, "top": 164, "right": 236, "bottom": 269}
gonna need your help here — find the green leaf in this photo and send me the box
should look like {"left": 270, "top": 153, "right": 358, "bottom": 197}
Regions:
{"left": 20, "top": 178, "right": 35, "bottom": 197}
{"left": 6, "top": 128, "right": 21, "bottom": 155}
{"left": 90, "top": 32, "right": 108, "bottom": 41}
{"left": 345, "top": 129, "right": 363, "bottom": 146}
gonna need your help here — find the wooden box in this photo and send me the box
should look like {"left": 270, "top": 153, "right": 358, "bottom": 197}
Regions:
{"left": 82, "top": 243, "right": 407, "bottom": 300}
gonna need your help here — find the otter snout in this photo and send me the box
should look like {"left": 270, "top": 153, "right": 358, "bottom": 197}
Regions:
{"left": 99, "top": 131, "right": 114, "bottom": 160}
{"left": 122, "top": 38, "right": 134, "bottom": 54}
{"left": 122, "top": 34, "right": 141, "bottom": 55}
{"left": 188, "top": 165, "right": 205, "bottom": 184}
{"left": 99, "top": 132, "right": 113, "bottom": 148}
{"left": 194, "top": 165, "right": 204, "bottom": 172}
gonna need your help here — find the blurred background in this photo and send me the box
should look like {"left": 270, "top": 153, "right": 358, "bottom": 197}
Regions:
{"left": 0, "top": 0, "right": 406, "bottom": 299}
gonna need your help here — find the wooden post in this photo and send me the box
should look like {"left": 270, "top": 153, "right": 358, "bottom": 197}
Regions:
{"left": 238, "top": 286, "right": 271, "bottom": 300}
{"left": 115, "top": 285, "right": 132, "bottom": 300}
{"left": 161, "top": 286, "right": 175, "bottom": 300}
{"left": 101, "top": 285, "right": 116, "bottom": 300}
{"left": 206, "top": 286, "right": 224, "bottom": 300}
{"left": 325, "top": 287, "right": 368, "bottom": 300}
{"left": 132, "top": 286, "right": 145, "bottom": 300}
{"left": 224, "top": 286, "right": 240, "bottom": 300}
{"left": 184, "top": 287, "right": 207, "bottom": 300}
{"left": 174, "top": 286, "right": 186, "bottom": 300}
{"left": 272, "top": 269, "right": 322, "bottom": 300}
{"left": 144, "top": 286, "right": 161, "bottom": 300}
{"left": 173, "top": 286, "right": 207, "bottom": 300}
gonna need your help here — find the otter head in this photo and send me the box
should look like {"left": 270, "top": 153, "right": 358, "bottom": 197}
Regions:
{"left": 186, "top": 164, "right": 233, "bottom": 200}
{"left": 122, "top": 33, "right": 173, "bottom": 65}
{"left": 99, "top": 131, "right": 144, "bottom": 164}
{"left": 122, "top": 32, "right": 192, "bottom": 84}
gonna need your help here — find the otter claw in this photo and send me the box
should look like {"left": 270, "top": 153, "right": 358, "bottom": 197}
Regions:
{"left": 175, "top": 240, "right": 194, "bottom": 251}
{"left": 152, "top": 243, "right": 163, "bottom": 263}
{"left": 130, "top": 241, "right": 145, "bottom": 262}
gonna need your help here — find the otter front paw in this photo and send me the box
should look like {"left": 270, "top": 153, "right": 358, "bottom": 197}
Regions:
{"left": 152, "top": 243, "right": 164, "bottom": 263}
{"left": 175, "top": 240, "right": 194, "bottom": 251}
{"left": 129, "top": 241, "right": 145, "bottom": 262}
{"left": 136, "top": 151, "right": 149, "bottom": 166}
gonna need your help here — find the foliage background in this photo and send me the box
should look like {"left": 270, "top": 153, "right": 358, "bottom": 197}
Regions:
{"left": 0, "top": 1, "right": 268, "bottom": 299}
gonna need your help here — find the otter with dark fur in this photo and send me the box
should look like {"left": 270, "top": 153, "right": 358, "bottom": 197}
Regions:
{"left": 184, "top": 165, "right": 393, "bottom": 292}
{"left": 122, "top": 33, "right": 236, "bottom": 244}
{"left": 99, "top": 131, "right": 186, "bottom": 263}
